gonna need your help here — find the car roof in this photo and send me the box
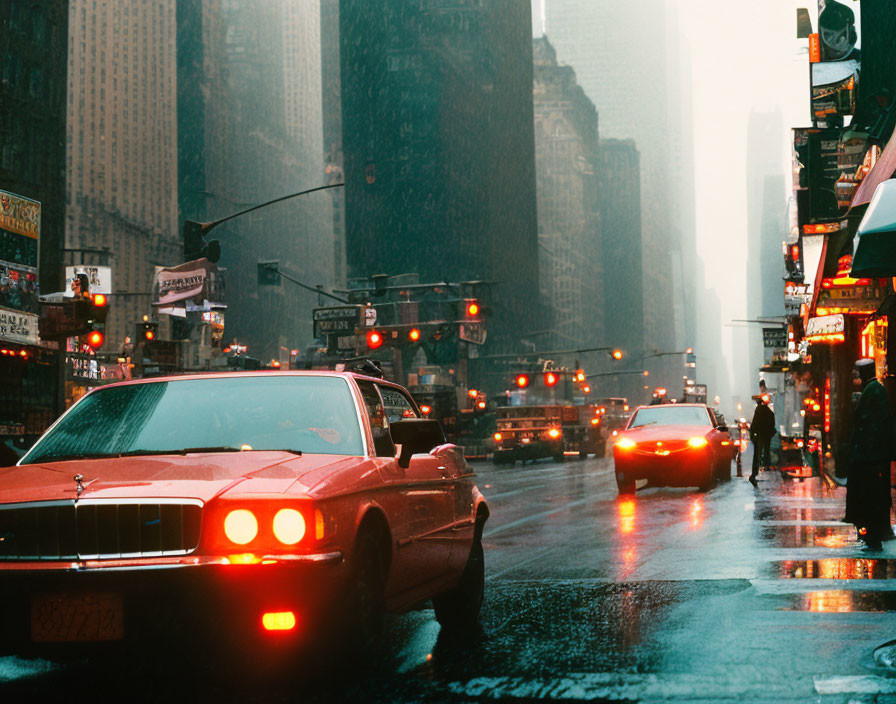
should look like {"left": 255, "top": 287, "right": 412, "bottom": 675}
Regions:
{"left": 87, "top": 370, "right": 398, "bottom": 392}
{"left": 631, "top": 403, "right": 709, "bottom": 411}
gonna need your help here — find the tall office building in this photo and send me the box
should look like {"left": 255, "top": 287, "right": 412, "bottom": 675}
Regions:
{"left": 67, "top": 0, "right": 181, "bottom": 350}
{"left": 339, "top": 0, "right": 541, "bottom": 352}
{"left": 178, "top": 0, "right": 330, "bottom": 363}
{"left": 533, "top": 36, "right": 603, "bottom": 350}
{"left": 599, "top": 138, "right": 644, "bottom": 398}
{"left": 544, "top": 0, "right": 693, "bottom": 364}
{"left": 0, "top": 1, "right": 69, "bottom": 435}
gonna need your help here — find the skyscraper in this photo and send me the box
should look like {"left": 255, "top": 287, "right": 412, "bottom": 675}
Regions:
{"left": 543, "top": 0, "right": 692, "bottom": 363}
{"left": 67, "top": 1, "right": 181, "bottom": 351}
{"left": 533, "top": 36, "right": 603, "bottom": 349}
{"left": 339, "top": 0, "right": 541, "bottom": 351}
{"left": 178, "top": 0, "right": 330, "bottom": 363}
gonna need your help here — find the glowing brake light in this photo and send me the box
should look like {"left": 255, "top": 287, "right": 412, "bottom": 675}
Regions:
{"left": 687, "top": 437, "right": 708, "bottom": 449}
{"left": 262, "top": 611, "right": 296, "bottom": 631}
{"left": 224, "top": 509, "right": 259, "bottom": 545}
{"left": 616, "top": 437, "right": 636, "bottom": 450}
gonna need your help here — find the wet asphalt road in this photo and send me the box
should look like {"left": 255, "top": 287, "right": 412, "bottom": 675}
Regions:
{"left": 4, "top": 451, "right": 896, "bottom": 703}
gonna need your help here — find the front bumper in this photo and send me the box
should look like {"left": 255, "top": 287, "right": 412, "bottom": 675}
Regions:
{"left": 0, "top": 551, "right": 346, "bottom": 657}
{"left": 614, "top": 450, "right": 713, "bottom": 487}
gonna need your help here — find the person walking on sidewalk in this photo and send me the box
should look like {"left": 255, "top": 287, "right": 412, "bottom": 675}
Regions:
{"left": 846, "top": 358, "right": 893, "bottom": 551}
{"left": 749, "top": 394, "right": 775, "bottom": 485}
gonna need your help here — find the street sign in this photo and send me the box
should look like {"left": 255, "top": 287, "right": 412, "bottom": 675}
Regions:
{"left": 459, "top": 322, "right": 486, "bottom": 345}
{"left": 762, "top": 328, "right": 788, "bottom": 349}
{"left": 313, "top": 305, "right": 363, "bottom": 337}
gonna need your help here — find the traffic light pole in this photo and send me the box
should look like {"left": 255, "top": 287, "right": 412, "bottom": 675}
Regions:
{"left": 183, "top": 183, "right": 344, "bottom": 261}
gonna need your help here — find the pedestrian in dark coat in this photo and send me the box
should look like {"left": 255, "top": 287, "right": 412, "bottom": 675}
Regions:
{"left": 749, "top": 395, "right": 776, "bottom": 485}
{"left": 847, "top": 359, "right": 893, "bottom": 550}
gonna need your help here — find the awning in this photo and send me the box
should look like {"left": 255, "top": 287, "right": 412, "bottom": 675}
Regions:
{"left": 851, "top": 125, "right": 896, "bottom": 207}
{"left": 851, "top": 179, "right": 896, "bottom": 276}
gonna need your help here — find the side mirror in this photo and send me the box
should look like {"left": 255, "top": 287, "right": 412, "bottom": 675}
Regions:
{"left": 390, "top": 419, "right": 446, "bottom": 468}
{"left": 718, "top": 425, "right": 728, "bottom": 433}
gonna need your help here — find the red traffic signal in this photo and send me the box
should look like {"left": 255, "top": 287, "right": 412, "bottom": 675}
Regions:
{"left": 408, "top": 328, "right": 421, "bottom": 342}
{"left": 366, "top": 330, "right": 384, "bottom": 349}
{"left": 515, "top": 374, "right": 530, "bottom": 388}
{"left": 91, "top": 293, "right": 107, "bottom": 307}
{"left": 86, "top": 330, "right": 104, "bottom": 349}
{"left": 544, "top": 371, "right": 559, "bottom": 387}
{"left": 420, "top": 404, "right": 432, "bottom": 416}
{"left": 465, "top": 299, "right": 480, "bottom": 318}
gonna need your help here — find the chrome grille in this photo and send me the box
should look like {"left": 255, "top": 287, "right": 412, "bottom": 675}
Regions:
{"left": 0, "top": 500, "right": 202, "bottom": 560}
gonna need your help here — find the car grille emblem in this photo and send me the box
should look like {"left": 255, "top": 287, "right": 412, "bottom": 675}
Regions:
{"left": 74, "top": 473, "right": 85, "bottom": 499}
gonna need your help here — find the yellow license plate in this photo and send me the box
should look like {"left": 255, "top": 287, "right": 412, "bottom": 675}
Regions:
{"left": 31, "top": 593, "right": 125, "bottom": 643}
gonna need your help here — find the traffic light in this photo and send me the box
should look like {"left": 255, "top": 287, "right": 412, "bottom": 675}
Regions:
{"left": 138, "top": 319, "right": 158, "bottom": 343}
{"left": 515, "top": 374, "right": 530, "bottom": 389}
{"left": 544, "top": 371, "right": 559, "bottom": 387}
{"left": 408, "top": 327, "right": 421, "bottom": 342}
{"left": 183, "top": 220, "right": 221, "bottom": 263}
{"left": 78, "top": 292, "right": 108, "bottom": 350}
{"left": 366, "top": 329, "right": 384, "bottom": 349}
{"left": 611, "top": 349, "right": 624, "bottom": 360}
{"left": 574, "top": 369, "right": 585, "bottom": 383}
{"left": 464, "top": 299, "right": 480, "bottom": 318}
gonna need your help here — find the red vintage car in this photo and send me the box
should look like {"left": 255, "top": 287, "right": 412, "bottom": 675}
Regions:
{"left": 612, "top": 403, "right": 735, "bottom": 494}
{"left": 0, "top": 371, "right": 488, "bottom": 660}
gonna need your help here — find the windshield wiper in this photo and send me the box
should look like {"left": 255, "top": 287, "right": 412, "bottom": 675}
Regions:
{"left": 118, "top": 447, "right": 303, "bottom": 457}
{"left": 25, "top": 452, "right": 119, "bottom": 463}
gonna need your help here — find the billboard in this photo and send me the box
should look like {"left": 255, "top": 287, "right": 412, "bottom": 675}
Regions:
{"left": 64, "top": 265, "right": 112, "bottom": 297}
{"left": 0, "top": 189, "right": 41, "bottom": 345}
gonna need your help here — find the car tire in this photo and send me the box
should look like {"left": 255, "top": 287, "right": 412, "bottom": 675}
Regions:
{"left": 350, "top": 531, "right": 386, "bottom": 645}
{"left": 615, "top": 471, "right": 635, "bottom": 494}
{"left": 433, "top": 535, "right": 484, "bottom": 633}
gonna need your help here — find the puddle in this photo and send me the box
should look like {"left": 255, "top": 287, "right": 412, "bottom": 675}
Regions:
{"left": 780, "top": 590, "right": 896, "bottom": 612}
{"left": 759, "top": 525, "right": 854, "bottom": 548}
{"left": 774, "top": 558, "right": 896, "bottom": 580}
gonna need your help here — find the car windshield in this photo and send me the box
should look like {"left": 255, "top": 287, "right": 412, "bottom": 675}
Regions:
{"left": 629, "top": 406, "right": 711, "bottom": 429}
{"left": 21, "top": 375, "right": 364, "bottom": 464}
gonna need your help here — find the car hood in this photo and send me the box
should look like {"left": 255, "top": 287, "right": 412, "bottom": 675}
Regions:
{"left": 620, "top": 424, "right": 711, "bottom": 443}
{"left": 0, "top": 452, "right": 362, "bottom": 505}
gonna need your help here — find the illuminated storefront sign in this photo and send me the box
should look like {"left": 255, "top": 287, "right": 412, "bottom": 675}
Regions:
{"left": 806, "top": 314, "right": 845, "bottom": 344}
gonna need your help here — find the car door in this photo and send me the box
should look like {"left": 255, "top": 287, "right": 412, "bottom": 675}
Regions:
{"left": 356, "top": 380, "right": 454, "bottom": 592}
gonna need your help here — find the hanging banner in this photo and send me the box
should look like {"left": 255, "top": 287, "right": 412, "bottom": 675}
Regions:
{"left": 152, "top": 259, "right": 224, "bottom": 308}
{"left": 0, "top": 306, "right": 39, "bottom": 345}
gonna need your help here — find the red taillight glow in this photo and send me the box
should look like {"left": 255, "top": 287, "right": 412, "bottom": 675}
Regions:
{"left": 262, "top": 611, "right": 296, "bottom": 631}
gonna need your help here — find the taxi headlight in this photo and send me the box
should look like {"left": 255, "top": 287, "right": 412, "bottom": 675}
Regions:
{"left": 224, "top": 509, "right": 259, "bottom": 545}
{"left": 272, "top": 508, "right": 306, "bottom": 545}
{"left": 687, "top": 436, "right": 708, "bottom": 449}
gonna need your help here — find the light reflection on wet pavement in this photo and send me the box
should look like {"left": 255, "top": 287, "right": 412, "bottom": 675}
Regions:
{"left": 5, "top": 454, "right": 896, "bottom": 702}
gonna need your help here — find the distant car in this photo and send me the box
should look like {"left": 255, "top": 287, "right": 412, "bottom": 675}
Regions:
{"left": 0, "top": 372, "right": 488, "bottom": 659}
{"left": 612, "top": 403, "right": 735, "bottom": 494}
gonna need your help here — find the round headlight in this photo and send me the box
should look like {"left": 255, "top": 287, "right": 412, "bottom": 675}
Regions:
{"left": 273, "top": 508, "right": 306, "bottom": 545}
{"left": 224, "top": 509, "right": 258, "bottom": 545}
